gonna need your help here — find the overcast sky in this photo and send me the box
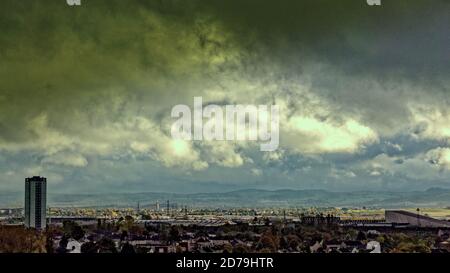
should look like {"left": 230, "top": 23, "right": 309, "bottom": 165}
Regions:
{"left": 0, "top": 0, "right": 449, "bottom": 193}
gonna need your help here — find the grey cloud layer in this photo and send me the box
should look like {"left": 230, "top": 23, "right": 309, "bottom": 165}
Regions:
{"left": 0, "top": 0, "right": 449, "bottom": 193}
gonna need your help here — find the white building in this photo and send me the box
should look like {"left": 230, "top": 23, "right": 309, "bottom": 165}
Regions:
{"left": 366, "top": 241, "right": 381, "bottom": 253}
{"left": 67, "top": 240, "right": 82, "bottom": 253}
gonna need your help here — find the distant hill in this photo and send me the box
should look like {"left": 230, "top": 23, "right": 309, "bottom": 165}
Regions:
{"left": 1, "top": 188, "right": 450, "bottom": 208}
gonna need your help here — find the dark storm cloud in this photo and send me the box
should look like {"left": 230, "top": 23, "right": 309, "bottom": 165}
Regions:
{"left": 0, "top": 0, "right": 218, "bottom": 142}
{"left": 0, "top": 0, "right": 449, "bottom": 192}
{"left": 200, "top": 0, "right": 449, "bottom": 75}
{"left": 199, "top": 0, "right": 450, "bottom": 135}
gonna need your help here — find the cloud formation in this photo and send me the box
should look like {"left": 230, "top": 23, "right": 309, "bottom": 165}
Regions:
{"left": 0, "top": 0, "right": 449, "bottom": 193}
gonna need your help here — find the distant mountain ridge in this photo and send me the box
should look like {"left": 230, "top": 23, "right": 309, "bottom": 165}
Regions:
{"left": 1, "top": 188, "right": 450, "bottom": 208}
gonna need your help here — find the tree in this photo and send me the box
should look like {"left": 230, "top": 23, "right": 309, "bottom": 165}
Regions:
{"left": 286, "top": 235, "right": 301, "bottom": 251}
{"left": 71, "top": 225, "right": 85, "bottom": 241}
{"left": 56, "top": 236, "right": 68, "bottom": 253}
{"left": 222, "top": 243, "right": 233, "bottom": 253}
{"left": 44, "top": 227, "right": 61, "bottom": 254}
{"left": 97, "top": 219, "right": 103, "bottom": 230}
{"left": 356, "top": 231, "right": 367, "bottom": 241}
{"left": 97, "top": 237, "right": 118, "bottom": 253}
{"left": 81, "top": 241, "right": 98, "bottom": 253}
{"left": 0, "top": 226, "right": 46, "bottom": 253}
{"left": 45, "top": 235, "right": 54, "bottom": 253}
{"left": 256, "top": 231, "right": 278, "bottom": 252}
{"left": 259, "top": 248, "right": 273, "bottom": 253}
{"left": 62, "top": 221, "right": 85, "bottom": 240}
{"left": 122, "top": 215, "right": 135, "bottom": 231}
{"left": 392, "top": 241, "right": 431, "bottom": 253}
{"left": 120, "top": 230, "right": 128, "bottom": 241}
{"left": 120, "top": 242, "right": 136, "bottom": 254}
{"left": 233, "top": 244, "right": 250, "bottom": 253}
{"left": 159, "top": 229, "right": 169, "bottom": 243}
{"left": 279, "top": 236, "right": 289, "bottom": 250}
{"left": 194, "top": 229, "right": 208, "bottom": 238}
{"left": 169, "top": 226, "right": 181, "bottom": 243}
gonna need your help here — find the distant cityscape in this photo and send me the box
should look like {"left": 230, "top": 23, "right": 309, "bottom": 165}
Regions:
{"left": 1, "top": 176, "right": 450, "bottom": 253}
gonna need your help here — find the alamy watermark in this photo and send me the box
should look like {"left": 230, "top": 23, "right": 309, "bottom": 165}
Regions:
{"left": 171, "top": 97, "right": 279, "bottom": 152}
{"left": 366, "top": 0, "right": 381, "bottom": 6}
{"left": 66, "top": 0, "right": 81, "bottom": 6}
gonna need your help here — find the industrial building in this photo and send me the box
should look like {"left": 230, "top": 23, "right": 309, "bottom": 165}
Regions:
{"left": 385, "top": 210, "right": 450, "bottom": 228}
